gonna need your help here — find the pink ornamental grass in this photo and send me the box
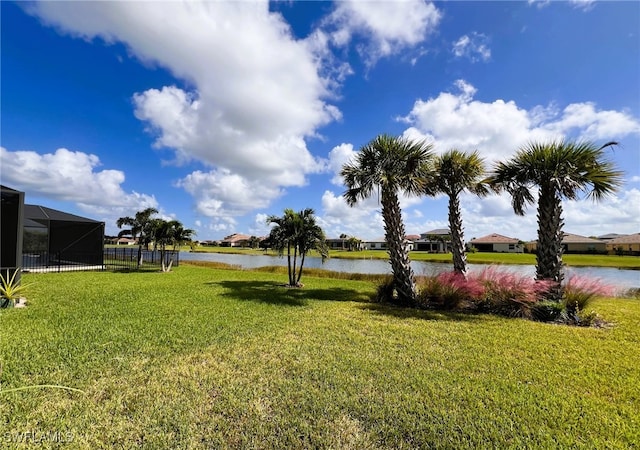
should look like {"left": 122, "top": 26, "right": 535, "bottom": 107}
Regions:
{"left": 416, "top": 271, "right": 483, "bottom": 309}
{"left": 563, "top": 275, "right": 616, "bottom": 311}
{"left": 469, "top": 267, "right": 555, "bottom": 317}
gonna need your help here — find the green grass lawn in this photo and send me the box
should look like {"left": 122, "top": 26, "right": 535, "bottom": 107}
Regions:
{"left": 1, "top": 265, "right": 638, "bottom": 448}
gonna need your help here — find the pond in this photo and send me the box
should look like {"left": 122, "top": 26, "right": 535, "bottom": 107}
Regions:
{"left": 180, "top": 251, "right": 640, "bottom": 290}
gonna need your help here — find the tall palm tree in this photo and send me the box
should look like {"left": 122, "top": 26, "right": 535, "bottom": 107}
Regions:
{"left": 427, "top": 149, "right": 488, "bottom": 277}
{"left": 341, "top": 134, "right": 435, "bottom": 306}
{"left": 116, "top": 207, "right": 159, "bottom": 266}
{"left": 486, "top": 140, "right": 622, "bottom": 300}
{"left": 267, "top": 208, "right": 328, "bottom": 287}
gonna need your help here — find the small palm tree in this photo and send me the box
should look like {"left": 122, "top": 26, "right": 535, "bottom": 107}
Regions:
{"left": 486, "top": 140, "right": 622, "bottom": 300}
{"left": 427, "top": 149, "right": 488, "bottom": 277}
{"left": 267, "top": 208, "right": 328, "bottom": 287}
{"left": 341, "top": 134, "right": 435, "bottom": 306}
{"left": 153, "top": 219, "right": 195, "bottom": 272}
{"left": 116, "top": 207, "right": 159, "bottom": 266}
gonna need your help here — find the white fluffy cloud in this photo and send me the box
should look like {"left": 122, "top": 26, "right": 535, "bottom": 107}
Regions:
{"left": 177, "top": 169, "right": 284, "bottom": 219}
{"left": 323, "top": 0, "right": 441, "bottom": 65}
{"left": 0, "top": 146, "right": 158, "bottom": 218}
{"left": 28, "top": 1, "right": 337, "bottom": 217}
{"left": 400, "top": 79, "right": 640, "bottom": 162}
{"left": 452, "top": 32, "right": 491, "bottom": 62}
{"left": 327, "top": 143, "right": 357, "bottom": 185}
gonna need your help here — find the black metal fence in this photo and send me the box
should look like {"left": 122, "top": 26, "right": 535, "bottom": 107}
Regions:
{"left": 104, "top": 247, "right": 180, "bottom": 271}
{"left": 21, "top": 248, "right": 179, "bottom": 273}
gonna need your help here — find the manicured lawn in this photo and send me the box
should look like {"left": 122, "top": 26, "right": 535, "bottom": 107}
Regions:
{"left": 1, "top": 265, "right": 638, "bottom": 448}
{"left": 330, "top": 250, "right": 640, "bottom": 269}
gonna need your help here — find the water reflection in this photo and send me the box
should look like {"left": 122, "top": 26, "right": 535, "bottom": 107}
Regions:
{"left": 180, "top": 251, "right": 640, "bottom": 289}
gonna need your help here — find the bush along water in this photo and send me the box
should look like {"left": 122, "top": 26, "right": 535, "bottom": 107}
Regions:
{"left": 559, "top": 275, "right": 616, "bottom": 326}
{"left": 379, "top": 267, "right": 616, "bottom": 326}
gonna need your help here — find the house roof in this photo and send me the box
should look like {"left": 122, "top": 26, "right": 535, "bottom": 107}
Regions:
{"left": 1, "top": 185, "right": 24, "bottom": 194}
{"left": 605, "top": 233, "right": 640, "bottom": 245}
{"left": 421, "top": 228, "right": 450, "bottom": 236}
{"left": 598, "top": 233, "right": 624, "bottom": 240}
{"left": 221, "top": 233, "right": 251, "bottom": 243}
{"left": 470, "top": 233, "right": 520, "bottom": 244}
{"left": 405, "top": 234, "right": 420, "bottom": 241}
{"left": 24, "top": 204, "right": 101, "bottom": 223}
{"left": 561, "top": 233, "right": 603, "bottom": 244}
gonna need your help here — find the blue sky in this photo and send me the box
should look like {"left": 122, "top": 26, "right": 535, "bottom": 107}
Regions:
{"left": 2, "top": 0, "right": 639, "bottom": 242}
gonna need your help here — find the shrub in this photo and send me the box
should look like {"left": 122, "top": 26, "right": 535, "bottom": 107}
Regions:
{"left": 562, "top": 275, "right": 616, "bottom": 311}
{"left": 416, "top": 272, "right": 483, "bottom": 310}
{"left": 471, "top": 267, "right": 554, "bottom": 318}
{"left": 623, "top": 287, "right": 640, "bottom": 299}
{"left": 531, "top": 300, "right": 564, "bottom": 322}
{"left": 372, "top": 275, "right": 395, "bottom": 304}
{"left": 559, "top": 275, "right": 616, "bottom": 326}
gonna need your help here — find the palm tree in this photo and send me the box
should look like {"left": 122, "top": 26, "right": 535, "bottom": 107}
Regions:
{"left": 427, "top": 149, "right": 488, "bottom": 277}
{"left": 116, "top": 207, "right": 159, "bottom": 266}
{"left": 171, "top": 223, "right": 196, "bottom": 251}
{"left": 341, "top": 134, "right": 435, "bottom": 306}
{"left": 267, "top": 208, "right": 328, "bottom": 287}
{"left": 248, "top": 236, "right": 261, "bottom": 249}
{"left": 153, "top": 219, "right": 195, "bottom": 272}
{"left": 486, "top": 140, "right": 622, "bottom": 300}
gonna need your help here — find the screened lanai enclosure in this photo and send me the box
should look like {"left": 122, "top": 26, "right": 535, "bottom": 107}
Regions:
{"left": 22, "top": 204, "right": 105, "bottom": 271}
{"left": 1, "top": 185, "right": 25, "bottom": 281}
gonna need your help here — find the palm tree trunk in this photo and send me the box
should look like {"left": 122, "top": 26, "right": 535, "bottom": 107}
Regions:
{"left": 296, "top": 251, "right": 306, "bottom": 285}
{"left": 381, "top": 188, "right": 416, "bottom": 306}
{"left": 291, "top": 246, "right": 298, "bottom": 286}
{"left": 448, "top": 193, "right": 467, "bottom": 277}
{"left": 287, "top": 243, "right": 293, "bottom": 286}
{"left": 536, "top": 183, "right": 565, "bottom": 300}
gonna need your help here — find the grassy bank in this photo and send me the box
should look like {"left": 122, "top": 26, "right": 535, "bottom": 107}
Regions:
{"left": 1, "top": 266, "right": 638, "bottom": 448}
{"left": 188, "top": 246, "right": 640, "bottom": 269}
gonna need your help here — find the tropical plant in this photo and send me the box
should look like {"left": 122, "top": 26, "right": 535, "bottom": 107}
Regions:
{"left": 266, "top": 208, "right": 328, "bottom": 287}
{"left": 248, "top": 236, "right": 261, "bottom": 250}
{"left": 171, "top": 223, "right": 196, "bottom": 251}
{"left": 0, "top": 269, "right": 30, "bottom": 308}
{"left": 426, "top": 149, "right": 488, "bottom": 277}
{"left": 346, "top": 236, "right": 362, "bottom": 251}
{"left": 116, "top": 207, "right": 159, "bottom": 266}
{"left": 560, "top": 275, "right": 616, "bottom": 325}
{"left": 153, "top": 219, "right": 195, "bottom": 272}
{"left": 486, "top": 140, "right": 622, "bottom": 300}
{"left": 341, "top": 134, "right": 435, "bottom": 306}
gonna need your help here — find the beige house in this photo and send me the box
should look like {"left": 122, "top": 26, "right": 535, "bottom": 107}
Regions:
{"left": 562, "top": 233, "right": 607, "bottom": 254}
{"left": 220, "top": 233, "right": 252, "bottom": 247}
{"left": 605, "top": 233, "right": 640, "bottom": 255}
{"left": 526, "top": 233, "right": 606, "bottom": 254}
{"left": 469, "top": 233, "right": 523, "bottom": 253}
{"left": 116, "top": 237, "right": 137, "bottom": 246}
